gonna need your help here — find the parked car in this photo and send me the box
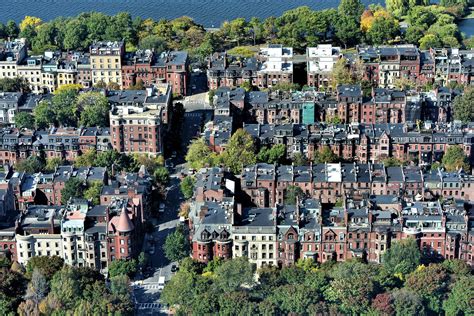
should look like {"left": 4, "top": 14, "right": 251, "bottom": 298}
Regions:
{"left": 171, "top": 265, "right": 179, "bottom": 273}
{"left": 159, "top": 203, "right": 165, "bottom": 213}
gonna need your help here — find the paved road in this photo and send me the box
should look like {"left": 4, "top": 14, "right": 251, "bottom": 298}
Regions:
{"left": 132, "top": 171, "right": 183, "bottom": 314}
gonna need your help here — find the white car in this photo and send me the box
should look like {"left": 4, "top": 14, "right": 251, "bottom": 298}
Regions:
{"left": 159, "top": 203, "right": 165, "bottom": 213}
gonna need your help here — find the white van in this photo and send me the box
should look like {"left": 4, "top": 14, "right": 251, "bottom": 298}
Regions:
{"left": 158, "top": 276, "right": 166, "bottom": 290}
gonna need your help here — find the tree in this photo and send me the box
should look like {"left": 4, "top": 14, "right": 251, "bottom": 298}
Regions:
{"left": 5, "top": 20, "right": 19, "bottom": 38}
{"left": 26, "top": 256, "right": 64, "bottom": 280}
{"left": 15, "top": 156, "right": 45, "bottom": 173}
{"left": 453, "top": 89, "right": 474, "bottom": 122}
{"left": 419, "top": 34, "right": 443, "bottom": 50}
{"left": 77, "top": 92, "right": 110, "bottom": 127}
{"left": 292, "top": 152, "right": 308, "bottom": 166}
{"left": 22, "top": 269, "right": 48, "bottom": 314}
{"left": 269, "top": 284, "right": 319, "bottom": 314}
{"left": 14, "top": 112, "right": 35, "bottom": 129}
{"left": 51, "top": 88, "right": 79, "bottom": 126}
{"left": 83, "top": 181, "right": 103, "bottom": 205}
{"left": 392, "top": 289, "right": 426, "bottom": 315}
{"left": 383, "top": 157, "right": 405, "bottom": 167}
{"left": 257, "top": 144, "right": 286, "bottom": 164}
{"left": 284, "top": 185, "right": 304, "bottom": 205}
{"left": 366, "top": 15, "right": 399, "bottom": 45}
{"left": 0, "top": 77, "right": 30, "bottom": 93}
{"left": 443, "top": 275, "right": 474, "bottom": 316}
{"left": 19, "top": 16, "right": 42, "bottom": 31}
{"left": 405, "top": 264, "right": 448, "bottom": 314}
{"left": 442, "top": 145, "right": 470, "bottom": 172}
{"left": 180, "top": 176, "right": 195, "bottom": 200}
{"left": 75, "top": 148, "right": 97, "bottom": 167}
{"left": 139, "top": 35, "right": 168, "bottom": 52}
{"left": 45, "top": 157, "right": 63, "bottom": 172}
{"left": 47, "top": 267, "right": 80, "bottom": 311}
{"left": 335, "top": 15, "right": 362, "bottom": 48}
{"left": 61, "top": 177, "right": 85, "bottom": 204}
{"left": 214, "top": 257, "right": 255, "bottom": 292}
{"left": 314, "top": 146, "right": 338, "bottom": 163}
{"left": 339, "top": 0, "right": 364, "bottom": 20}
{"left": 185, "top": 138, "right": 213, "bottom": 170}
{"left": 163, "top": 225, "right": 189, "bottom": 262}
{"left": 382, "top": 238, "right": 421, "bottom": 277}
{"left": 324, "top": 260, "right": 377, "bottom": 314}
{"left": 372, "top": 292, "right": 394, "bottom": 315}
{"left": 153, "top": 167, "right": 170, "bottom": 186}
{"left": 108, "top": 259, "right": 138, "bottom": 278}
{"left": 221, "top": 129, "right": 256, "bottom": 174}
{"left": 33, "top": 100, "right": 55, "bottom": 129}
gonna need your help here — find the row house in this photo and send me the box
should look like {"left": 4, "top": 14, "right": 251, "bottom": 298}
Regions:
{"left": 207, "top": 52, "right": 259, "bottom": 90}
{"left": 244, "top": 122, "right": 474, "bottom": 165}
{"left": 306, "top": 45, "right": 341, "bottom": 91}
{"left": 189, "top": 194, "right": 474, "bottom": 266}
{"left": 123, "top": 50, "right": 189, "bottom": 96}
{"left": 109, "top": 83, "right": 172, "bottom": 156}
{"left": 257, "top": 45, "right": 293, "bottom": 89}
{"left": 0, "top": 39, "right": 27, "bottom": 80}
{"left": 241, "top": 162, "right": 474, "bottom": 206}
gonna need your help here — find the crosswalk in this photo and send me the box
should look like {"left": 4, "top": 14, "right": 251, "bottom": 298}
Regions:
{"left": 137, "top": 303, "right": 161, "bottom": 310}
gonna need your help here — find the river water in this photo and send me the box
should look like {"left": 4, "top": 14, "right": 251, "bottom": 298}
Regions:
{"left": 2, "top": 0, "right": 381, "bottom": 27}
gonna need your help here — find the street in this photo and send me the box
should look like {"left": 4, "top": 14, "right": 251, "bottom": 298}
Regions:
{"left": 132, "top": 72, "right": 213, "bottom": 314}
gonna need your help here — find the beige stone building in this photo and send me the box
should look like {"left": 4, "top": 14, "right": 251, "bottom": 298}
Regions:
{"left": 90, "top": 41, "right": 124, "bottom": 88}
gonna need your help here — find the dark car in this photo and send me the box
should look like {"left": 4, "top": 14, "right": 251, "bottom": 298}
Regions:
{"left": 171, "top": 265, "right": 178, "bottom": 273}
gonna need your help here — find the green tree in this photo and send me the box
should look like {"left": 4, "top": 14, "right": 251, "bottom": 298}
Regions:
{"left": 33, "top": 100, "right": 55, "bottom": 129}
{"left": 324, "top": 260, "right": 377, "bottom": 314}
{"left": 75, "top": 148, "right": 97, "bottom": 167}
{"left": 314, "top": 146, "right": 338, "bottom": 163}
{"left": 15, "top": 156, "right": 45, "bottom": 173}
{"left": 366, "top": 15, "right": 399, "bottom": 45}
{"left": 61, "top": 177, "right": 85, "bottom": 204}
{"left": 214, "top": 257, "right": 255, "bottom": 292}
{"left": 442, "top": 145, "right": 470, "bottom": 172}
{"left": 153, "top": 167, "right": 170, "bottom": 186}
{"left": 45, "top": 157, "right": 63, "bottom": 172}
{"left": 47, "top": 266, "right": 80, "bottom": 311}
{"left": 270, "top": 284, "right": 320, "bottom": 314}
{"left": 221, "top": 129, "right": 256, "bottom": 174}
{"left": 405, "top": 264, "right": 448, "bottom": 314}
{"left": 392, "top": 288, "right": 426, "bottom": 315}
{"left": 14, "top": 112, "right": 35, "bottom": 129}
{"left": 180, "top": 176, "right": 195, "bottom": 200}
{"left": 0, "top": 77, "right": 31, "bottom": 93}
{"left": 382, "top": 238, "right": 421, "bottom": 277}
{"left": 83, "top": 181, "right": 103, "bottom": 205}
{"left": 257, "top": 144, "right": 286, "bottom": 164}
{"left": 284, "top": 185, "right": 304, "bottom": 205}
{"left": 453, "top": 89, "right": 474, "bottom": 122}
{"left": 26, "top": 256, "right": 64, "bottom": 280}
{"left": 139, "top": 34, "right": 168, "bottom": 51}
{"left": 443, "top": 275, "right": 474, "bottom": 316}
{"left": 339, "top": 0, "right": 364, "bottom": 19}
{"left": 5, "top": 20, "right": 19, "bottom": 38}
{"left": 108, "top": 259, "right": 138, "bottom": 278}
{"left": 51, "top": 87, "right": 79, "bottom": 126}
{"left": 292, "top": 152, "right": 308, "bottom": 166}
{"left": 77, "top": 92, "right": 110, "bottom": 127}
{"left": 335, "top": 15, "right": 362, "bottom": 48}
{"left": 185, "top": 138, "right": 213, "bottom": 170}
{"left": 163, "top": 225, "right": 189, "bottom": 262}
{"left": 383, "top": 157, "right": 405, "bottom": 167}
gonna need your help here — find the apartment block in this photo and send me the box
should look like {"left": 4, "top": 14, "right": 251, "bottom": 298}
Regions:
{"left": 90, "top": 41, "right": 125, "bottom": 88}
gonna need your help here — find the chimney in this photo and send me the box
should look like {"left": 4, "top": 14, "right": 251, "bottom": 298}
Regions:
{"left": 236, "top": 203, "right": 243, "bottom": 223}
